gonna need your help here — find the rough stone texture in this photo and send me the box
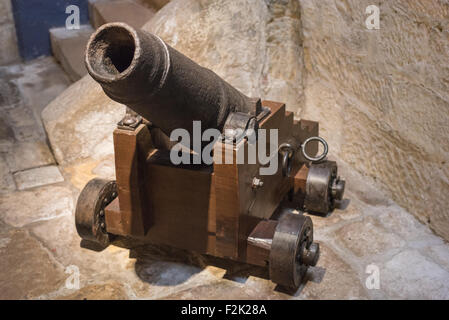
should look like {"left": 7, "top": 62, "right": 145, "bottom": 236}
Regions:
{"left": 335, "top": 216, "right": 405, "bottom": 258}
{"left": 0, "top": 116, "right": 15, "bottom": 152}
{"left": 0, "top": 66, "right": 21, "bottom": 108}
{"left": 426, "top": 244, "right": 449, "bottom": 273}
{"left": 60, "top": 155, "right": 116, "bottom": 190}
{"left": 380, "top": 249, "right": 449, "bottom": 299}
{"left": 375, "top": 203, "right": 435, "bottom": 241}
{"left": 300, "top": 244, "right": 368, "bottom": 300}
{"left": 297, "top": 0, "right": 449, "bottom": 240}
{"left": 62, "top": 159, "right": 109, "bottom": 190}
{"left": 0, "top": 185, "right": 74, "bottom": 227}
{"left": 17, "top": 57, "right": 72, "bottom": 117}
{"left": 89, "top": 0, "right": 156, "bottom": 30}
{"left": 4, "top": 141, "right": 55, "bottom": 173}
{"left": 50, "top": 25, "right": 94, "bottom": 82}
{"left": 0, "top": 0, "right": 20, "bottom": 65}
{"left": 0, "top": 57, "right": 71, "bottom": 194}
{"left": 136, "top": 0, "right": 170, "bottom": 11}
{"left": 0, "top": 57, "right": 71, "bottom": 152}
{"left": 30, "top": 214, "right": 132, "bottom": 278}
{"left": 91, "top": 155, "right": 116, "bottom": 179}
{"left": 57, "top": 282, "right": 129, "bottom": 300}
{"left": 0, "top": 155, "right": 15, "bottom": 194}
{"left": 42, "top": 76, "right": 125, "bottom": 165}
{"left": 0, "top": 230, "right": 66, "bottom": 299}
{"left": 13, "top": 165, "right": 64, "bottom": 190}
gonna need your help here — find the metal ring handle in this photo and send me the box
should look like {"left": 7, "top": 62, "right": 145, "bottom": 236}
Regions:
{"left": 301, "top": 137, "right": 328, "bottom": 163}
{"left": 279, "top": 143, "right": 294, "bottom": 177}
{"left": 281, "top": 151, "right": 291, "bottom": 177}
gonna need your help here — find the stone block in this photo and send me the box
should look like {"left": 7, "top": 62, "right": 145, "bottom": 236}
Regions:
{"left": 17, "top": 57, "right": 71, "bottom": 116}
{"left": 4, "top": 141, "right": 55, "bottom": 172}
{"left": 381, "top": 249, "right": 449, "bottom": 299}
{"left": 30, "top": 214, "right": 136, "bottom": 280}
{"left": 0, "top": 24, "right": 20, "bottom": 66}
{"left": 50, "top": 25, "right": 94, "bottom": 82}
{"left": 4, "top": 104, "right": 36, "bottom": 128}
{"left": 335, "top": 217, "right": 405, "bottom": 258}
{"left": 13, "top": 165, "right": 64, "bottom": 190}
{"left": 135, "top": 0, "right": 170, "bottom": 11}
{"left": 0, "top": 75, "right": 22, "bottom": 108}
{"left": 42, "top": 76, "right": 125, "bottom": 165}
{"left": 425, "top": 244, "right": 449, "bottom": 273}
{"left": 0, "top": 229, "right": 66, "bottom": 299}
{"left": 298, "top": 0, "right": 449, "bottom": 241}
{"left": 0, "top": 185, "right": 74, "bottom": 227}
{"left": 89, "top": 0, "right": 155, "bottom": 30}
{"left": 0, "top": 0, "right": 19, "bottom": 65}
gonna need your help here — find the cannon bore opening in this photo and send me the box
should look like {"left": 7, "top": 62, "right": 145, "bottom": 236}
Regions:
{"left": 87, "top": 25, "right": 136, "bottom": 78}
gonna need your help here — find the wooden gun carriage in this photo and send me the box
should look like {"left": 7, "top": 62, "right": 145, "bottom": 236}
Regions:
{"left": 75, "top": 23, "right": 345, "bottom": 290}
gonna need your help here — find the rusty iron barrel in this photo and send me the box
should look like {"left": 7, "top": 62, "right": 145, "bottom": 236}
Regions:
{"left": 85, "top": 22, "right": 255, "bottom": 137}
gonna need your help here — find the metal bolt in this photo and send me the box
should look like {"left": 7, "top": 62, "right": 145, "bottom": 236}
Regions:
{"left": 100, "top": 222, "right": 106, "bottom": 230}
{"left": 252, "top": 177, "right": 264, "bottom": 189}
{"left": 99, "top": 210, "right": 105, "bottom": 217}
{"left": 224, "top": 129, "right": 237, "bottom": 142}
{"left": 123, "top": 116, "right": 138, "bottom": 126}
{"left": 302, "top": 242, "right": 320, "bottom": 266}
{"left": 331, "top": 177, "right": 345, "bottom": 201}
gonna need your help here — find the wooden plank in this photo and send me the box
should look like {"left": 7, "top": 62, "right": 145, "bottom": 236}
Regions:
{"left": 142, "top": 152, "right": 216, "bottom": 254}
{"left": 244, "top": 101, "right": 293, "bottom": 220}
{"left": 214, "top": 101, "right": 298, "bottom": 260}
{"left": 246, "top": 219, "right": 277, "bottom": 267}
{"left": 213, "top": 141, "right": 240, "bottom": 259}
{"left": 104, "top": 197, "right": 121, "bottom": 235}
{"left": 111, "top": 124, "right": 153, "bottom": 236}
{"left": 293, "top": 164, "right": 309, "bottom": 194}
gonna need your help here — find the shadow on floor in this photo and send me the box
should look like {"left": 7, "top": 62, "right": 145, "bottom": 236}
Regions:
{"left": 109, "top": 238, "right": 326, "bottom": 296}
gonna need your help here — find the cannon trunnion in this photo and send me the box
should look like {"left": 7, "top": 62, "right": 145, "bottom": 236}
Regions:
{"left": 75, "top": 23, "right": 346, "bottom": 290}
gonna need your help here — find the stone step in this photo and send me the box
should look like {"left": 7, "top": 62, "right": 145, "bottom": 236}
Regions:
{"left": 49, "top": 25, "right": 94, "bottom": 82}
{"left": 135, "top": 0, "right": 170, "bottom": 11}
{"left": 88, "top": 0, "right": 156, "bottom": 30}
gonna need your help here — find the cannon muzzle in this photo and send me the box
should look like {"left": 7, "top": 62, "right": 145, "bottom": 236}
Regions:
{"left": 85, "top": 22, "right": 256, "bottom": 137}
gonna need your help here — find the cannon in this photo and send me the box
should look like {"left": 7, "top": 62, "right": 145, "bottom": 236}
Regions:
{"left": 75, "top": 22, "right": 346, "bottom": 290}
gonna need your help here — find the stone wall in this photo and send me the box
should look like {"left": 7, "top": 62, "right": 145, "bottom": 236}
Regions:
{"left": 297, "top": 0, "right": 449, "bottom": 240}
{"left": 0, "top": 0, "right": 20, "bottom": 65}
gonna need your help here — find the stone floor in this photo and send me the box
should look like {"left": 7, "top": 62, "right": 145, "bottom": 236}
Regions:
{"left": 1, "top": 58, "right": 449, "bottom": 300}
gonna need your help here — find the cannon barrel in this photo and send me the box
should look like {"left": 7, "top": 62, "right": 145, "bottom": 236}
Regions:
{"left": 85, "top": 22, "right": 255, "bottom": 137}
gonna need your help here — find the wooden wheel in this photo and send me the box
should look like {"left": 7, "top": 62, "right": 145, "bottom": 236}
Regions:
{"left": 269, "top": 211, "right": 319, "bottom": 289}
{"left": 75, "top": 178, "right": 117, "bottom": 248}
